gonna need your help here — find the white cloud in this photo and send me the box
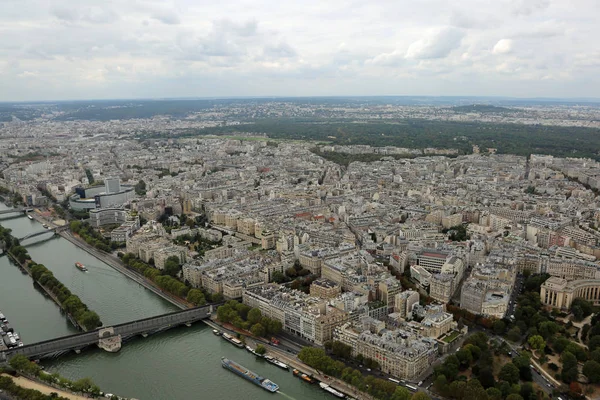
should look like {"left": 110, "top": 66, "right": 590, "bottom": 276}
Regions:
{"left": 405, "top": 27, "right": 464, "bottom": 60}
{"left": 151, "top": 10, "right": 181, "bottom": 25}
{"left": 493, "top": 39, "right": 513, "bottom": 54}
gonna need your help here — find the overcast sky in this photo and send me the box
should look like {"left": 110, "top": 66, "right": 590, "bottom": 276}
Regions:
{"left": 1, "top": 0, "right": 599, "bottom": 101}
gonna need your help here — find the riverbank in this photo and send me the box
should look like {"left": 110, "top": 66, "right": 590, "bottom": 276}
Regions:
{"left": 1, "top": 374, "right": 89, "bottom": 400}
{"left": 58, "top": 231, "right": 190, "bottom": 310}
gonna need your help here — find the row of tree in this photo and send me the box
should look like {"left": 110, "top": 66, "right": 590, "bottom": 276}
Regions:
{"left": 119, "top": 252, "right": 223, "bottom": 304}
{"left": 9, "top": 354, "right": 102, "bottom": 397}
{"left": 216, "top": 300, "right": 282, "bottom": 337}
{"left": 0, "top": 375, "right": 70, "bottom": 400}
{"left": 298, "top": 347, "right": 429, "bottom": 400}
{"left": 119, "top": 252, "right": 189, "bottom": 298}
{"left": 0, "top": 225, "right": 101, "bottom": 330}
{"left": 69, "top": 220, "right": 123, "bottom": 253}
{"left": 30, "top": 263, "right": 102, "bottom": 331}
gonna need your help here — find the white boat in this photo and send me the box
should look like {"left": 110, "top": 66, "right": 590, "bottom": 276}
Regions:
{"left": 27, "top": 214, "right": 33, "bottom": 220}
{"left": 264, "top": 355, "right": 289, "bottom": 370}
{"left": 319, "top": 382, "right": 345, "bottom": 398}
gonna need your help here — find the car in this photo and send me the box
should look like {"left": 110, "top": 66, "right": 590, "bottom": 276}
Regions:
{"left": 367, "top": 368, "right": 371, "bottom": 372}
{"left": 418, "top": 381, "right": 423, "bottom": 386}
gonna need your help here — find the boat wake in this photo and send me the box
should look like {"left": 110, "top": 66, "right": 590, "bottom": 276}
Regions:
{"left": 278, "top": 392, "right": 297, "bottom": 400}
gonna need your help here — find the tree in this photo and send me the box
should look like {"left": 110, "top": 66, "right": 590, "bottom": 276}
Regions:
{"left": 186, "top": 289, "right": 206, "bottom": 306}
{"left": 271, "top": 271, "right": 286, "bottom": 283}
{"left": 433, "top": 375, "right": 449, "bottom": 397}
{"left": 391, "top": 386, "right": 411, "bottom": 400}
{"left": 486, "top": 387, "right": 503, "bottom": 400}
{"left": 512, "top": 353, "right": 532, "bottom": 382}
{"left": 456, "top": 348, "right": 473, "bottom": 367}
{"left": 163, "top": 256, "right": 181, "bottom": 277}
{"left": 506, "top": 394, "right": 524, "bottom": 400}
{"left": 499, "top": 363, "right": 520, "bottom": 385}
{"left": 410, "top": 392, "right": 431, "bottom": 400}
{"left": 449, "top": 380, "right": 467, "bottom": 399}
{"left": 519, "top": 382, "right": 534, "bottom": 400}
{"left": 560, "top": 351, "right": 579, "bottom": 383}
{"left": 528, "top": 335, "right": 545, "bottom": 353}
{"left": 255, "top": 344, "right": 267, "bottom": 355}
{"left": 251, "top": 323, "right": 266, "bottom": 337}
{"left": 507, "top": 326, "right": 522, "bottom": 342}
{"left": 247, "top": 308, "right": 262, "bottom": 325}
{"left": 134, "top": 179, "right": 147, "bottom": 196}
{"left": 9, "top": 355, "right": 32, "bottom": 372}
{"left": 552, "top": 337, "right": 570, "bottom": 353}
{"left": 570, "top": 298, "right": 593, "bottom": 320}
{"left": 80, "top": 311, "right": 102, "bottom": 330}
{"left": 493, "top": 320, "right": 506, "bottom": 335}
{"left": 463, "top": 379, "right": 488, "bottom": 400}
{"left": 582, "top": 360, "right": 600, "bottom": 383}
{"left": 588, "top": 335, "right": 600, "bottom": 352}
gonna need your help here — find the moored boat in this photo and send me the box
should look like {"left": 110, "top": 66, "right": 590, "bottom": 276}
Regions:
{"left": 319, "top": 382, "right": 345, "bottom": 398}
{"left": 221, "top": 357, "right": 279, "bottom": 393}
{"left": 222, "top": 332, "right": 244, "bottom": 348}
{"left": 74, "top": 262, "right": 88, "bottom": 272}
{"left": 301, "top": 374, "right": 315, "bottom": 384}
{"left": 264, "top": 355, "right": 289, "bottom": 370}
{"left": 27, "top": 214, "right": 33, "bottom": 220}
{"left": 212, "top": 329, "right": 221, "bottom": 336}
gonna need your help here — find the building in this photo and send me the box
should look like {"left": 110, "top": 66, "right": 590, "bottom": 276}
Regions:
{"left": 429, "top": 274, "right": 455, "bottom": 303}
{"left": 89, "top": 208, "right": 130, "bottom": 228}
{"left": 417, "top": 250, "right": 451, "bottom": 274}
{"left": 540, "top": 277, "right": 600, "bottom": 309}
{"left": 104, "top": 177, "right": 121, "bottom": 194}
{"left": 334, "top": 319, "right": 437, "bottom": 380}
{"left": 394, "top": 290, "right": 419, "bottom": 318}
{"left": 310, "top": 278, "right": 342, "bottom": 299}
{"left": 242, "top": 284, "right": 349, "bottom": 345}
{"left": 69, "top": 184, "right": 135, "bottom": 211}
{"left": 410, "top": 264, "right": 432, "bottom": 287}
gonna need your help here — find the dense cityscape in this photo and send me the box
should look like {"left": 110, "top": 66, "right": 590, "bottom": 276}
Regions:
{"left": 0, "top": 98, "right": 599, "bottom": 400}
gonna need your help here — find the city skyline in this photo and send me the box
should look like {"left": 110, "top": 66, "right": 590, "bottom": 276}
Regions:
{"left": 1, "top": 0, "right": 599, "bottom": 101}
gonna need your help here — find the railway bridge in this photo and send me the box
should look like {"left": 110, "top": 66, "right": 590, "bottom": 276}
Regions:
{"left": 0, "top": 304, "right": 215, "bottom": 363}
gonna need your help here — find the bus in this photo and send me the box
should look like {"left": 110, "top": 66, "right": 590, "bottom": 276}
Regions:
{"left": 405, "top": 385, "right": 418, "bottom": 392}
{"left": 388, "top": 378, "right": 400, "bottom": 384}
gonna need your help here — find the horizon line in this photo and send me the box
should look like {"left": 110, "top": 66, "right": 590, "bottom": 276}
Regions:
{"left": 2, "top": 94, "right": 600, "bottom": 104}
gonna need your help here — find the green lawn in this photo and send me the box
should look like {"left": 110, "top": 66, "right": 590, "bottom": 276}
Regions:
{"left": 443, "top": 331, "right": 461, "bottom": 343}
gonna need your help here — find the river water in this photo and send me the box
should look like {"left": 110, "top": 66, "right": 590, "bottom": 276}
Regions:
{"left": 0, "top": 204, "right": 330, "bottom": 400}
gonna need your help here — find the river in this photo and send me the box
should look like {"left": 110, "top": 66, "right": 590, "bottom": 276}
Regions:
{"left": 0, "top": 204, "right": 330, "bottom": 400}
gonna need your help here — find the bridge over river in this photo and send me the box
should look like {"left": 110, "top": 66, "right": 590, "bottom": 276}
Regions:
{"left": 0, "top": 304, "right": 215, "bottom": 363}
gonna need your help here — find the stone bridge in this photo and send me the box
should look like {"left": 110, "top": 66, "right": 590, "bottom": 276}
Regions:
{"left": 0, "top": 304, "right": 214, "bottom": 363}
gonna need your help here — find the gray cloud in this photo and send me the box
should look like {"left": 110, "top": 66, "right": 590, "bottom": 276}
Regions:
{"left": 0, "top": 0, "right": 598, "bottom": 100}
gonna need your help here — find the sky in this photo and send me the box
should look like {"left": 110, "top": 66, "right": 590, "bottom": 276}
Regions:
{"left": 1, "top": 0, "right": 599, "bottom": 101}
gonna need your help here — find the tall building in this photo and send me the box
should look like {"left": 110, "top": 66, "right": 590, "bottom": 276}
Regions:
{"left": 105, "top": 177, "right": 121, "bottom": 194}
